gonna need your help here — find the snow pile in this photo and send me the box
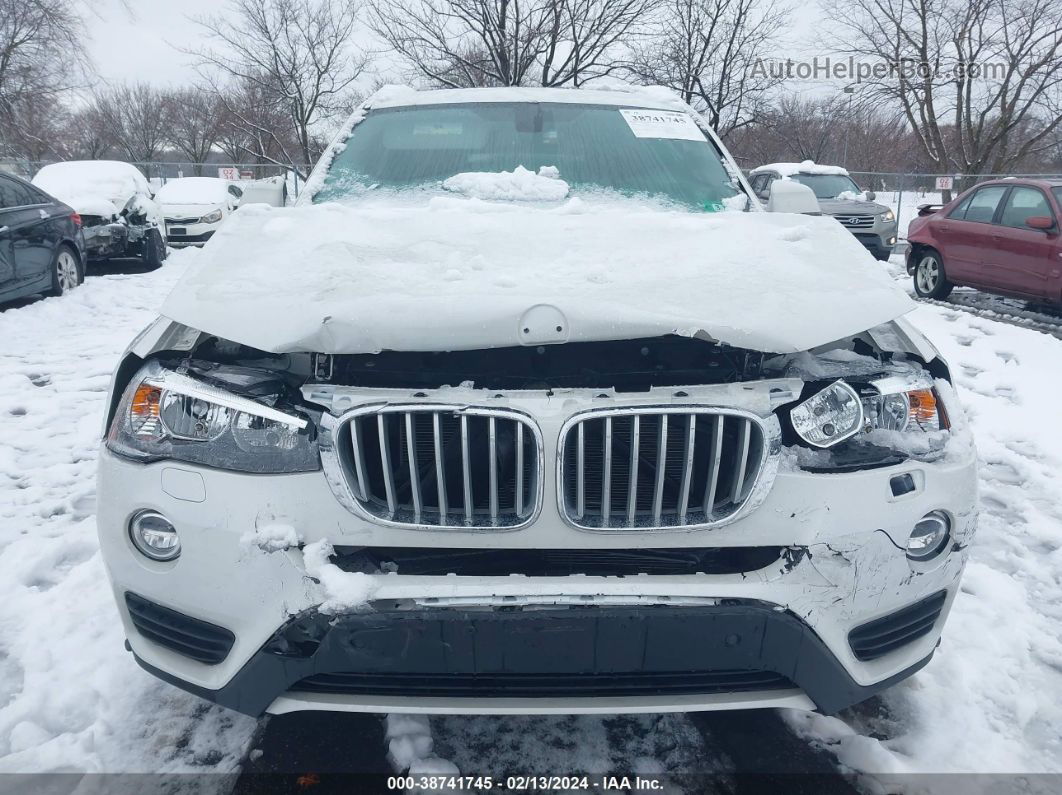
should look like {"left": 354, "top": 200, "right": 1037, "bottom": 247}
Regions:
{"left": 835, "top": 190, "right": 871, "bottom": 202}
{"left": 787, "top": 300, "right": 1062, "bottom": 776}
{"left": 162, "top": 199, "right": 912, "bottom": 356}
{"left": 155, "top": 177, "right": 233, "bottom": 205}
{"left": 751, "top": 160, "right": 850, "bottom": 177}
{"left": 0, "top": 250, "right": 257, "bottom": 778}
{"left": 443, "top": 166, "right": 570, "bottom": 202}
{"left": 385, "top": 714, "right": 461, "bottom": 787}
{"left": 301, "top": 541, "right": 376, "bottom": 612}
{"left": 240, "top": 523, "right": 301, "bottom": 553}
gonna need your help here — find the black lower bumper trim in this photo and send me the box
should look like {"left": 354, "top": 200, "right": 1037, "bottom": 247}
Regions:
{"left": 295, "top": 669, "right": 794, "bottom": 697}
{"left": 130, "top": 602, "right": 936, "bottom": 717}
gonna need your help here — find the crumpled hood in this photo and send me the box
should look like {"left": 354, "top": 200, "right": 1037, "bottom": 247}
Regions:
{"left": 63, "top": 194, "right": 121, "bottom": 219}
{"left": 818, "top": 198, "right": 887, "bottom": 216}
{"left": 160, "top": 198, "right": 915, "bottom": 355}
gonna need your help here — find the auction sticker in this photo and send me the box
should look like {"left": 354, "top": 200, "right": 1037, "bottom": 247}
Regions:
{"left": 619, "top": 109, "right": 706, "bottom": 141}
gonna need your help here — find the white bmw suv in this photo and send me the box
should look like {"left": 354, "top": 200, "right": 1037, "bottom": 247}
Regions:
{"left": 97, "top": 85, "right": 977, "bottom": 718}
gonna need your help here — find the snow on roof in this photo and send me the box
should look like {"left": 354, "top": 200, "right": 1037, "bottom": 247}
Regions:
{"left": 365, "top": 83, "right": 688, "bottom": 111}
{"left": 161, "top": 198, "right": 913, "bottom": 356}
{"left": 750, "top": 160, "right": 850, "bottom": 177}
{"left": 33, "top": 160, "right": 150, "bottom": 207}
{"left": 155, "top": 177, "right": 233, "bottom": 205}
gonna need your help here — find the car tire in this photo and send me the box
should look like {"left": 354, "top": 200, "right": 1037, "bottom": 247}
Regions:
{"left": 46, "top": 245, "right": 83, "bottom": 297}
{"left": 913, "top": 249, "right": 953, "bottom": 300}
{"left": 141, "top": 229, "right": 168, "bottom": 271}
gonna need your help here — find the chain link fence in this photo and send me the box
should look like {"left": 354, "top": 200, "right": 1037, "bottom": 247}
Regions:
{"left": 1, "top": 159, "right": 315, "bottom": 201}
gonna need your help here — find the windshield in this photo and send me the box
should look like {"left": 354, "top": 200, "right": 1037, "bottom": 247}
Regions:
{"left": 314, "top": 102, "right": 743, "bottom": 210}
{"left": 788, "top": 173, "right": 863, "bottom": 199}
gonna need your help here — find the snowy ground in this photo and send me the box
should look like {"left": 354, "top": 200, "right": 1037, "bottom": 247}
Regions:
{"left": 1, "top": 245, "right": 1060, "bottom": 787}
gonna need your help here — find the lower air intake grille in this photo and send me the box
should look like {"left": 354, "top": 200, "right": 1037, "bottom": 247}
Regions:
{"left": 848, "top": 590, "right": 947, "bottom": 661}
{"left": 125, "top": 592, "right": 235, "bottom": 665}
{"left": 333, "top": 405, "right": 540, "bottom": 529}
{"left": 560, "top": 408, "right": 769, "bottom": 530}
{"left": 292, "top": 669, "right": 794, "bottom": 698}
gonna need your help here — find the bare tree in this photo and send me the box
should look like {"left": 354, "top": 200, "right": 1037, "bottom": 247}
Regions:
{"left": 625, "top": 0, "right": 791, "bottom": 135}
{"left": 369, "top": 0, "right": 656, "bottom": 88}
{"left": 163, "top": 87, "right": 225, "bottom": 173}
{"left": 830, "top": 0, "right": 1062, "bottom": 192}
{"left": 0, "top": 0, "right": 87, "bottom": 157}
{"left": 190, "top": 0, "right": 367, "bottom": 167}
{"left": 91, "top": 83, "right": 170, "bottom": 162}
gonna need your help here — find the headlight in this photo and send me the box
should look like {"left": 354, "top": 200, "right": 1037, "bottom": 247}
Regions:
{"left": 882, "top": 209, "right": 895, "bottom": 222}
{"left": 200, "top": 209, "right": 223, "bottom": 224}
{"left": 789, "top": 380, "right": 864, "bottom": 447}
{"left": 861, "top": 373, "right": 948, "bottom": 432}
{"left": 106, "top": 362, "right": 319, "bottom": 473}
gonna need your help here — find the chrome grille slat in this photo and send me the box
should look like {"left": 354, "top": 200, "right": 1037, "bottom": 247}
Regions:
{"left": 652, "top": 415, "right": 668, "bottom": 524}
{"left": 405, "top": 413, "right": 422, "bottom": 520}
{"left": 677, "top": 415, "right": 696, "bottom": 523}
{"left": 703, "top": 416, "right": 724, "bottom": 519}
{"left": 331, "top": 406, "right": 540, "bottom": 530}
{"left": 488, "top": 416, "right": 499, "bottom": 524}
{"left": 433, "top": 413, "right": 447, "bottom": 516}
{"left": 349, "top": 420, "right": 369, "bottom": 501}
{"left": 461, "top": 415, "right": 473, "bottom": 523}
{"left": 561, "top": 408, "right": 770, "bottom": 531}
{"left": 515, "top": 423, "right": 524, "bottom": 516}
{"left": 377, "top": 414, "right": 397, "bottom": 514}
{"left": 731, "top": 418, "right": 751, "bottom": 503}
{"left": 627, "top": 415, "right": 640, "bottom": 524}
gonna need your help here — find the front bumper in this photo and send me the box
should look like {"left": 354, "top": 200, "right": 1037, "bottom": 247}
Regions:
{"left": 852, "top": 229, "right": 897, "bottom": 260}
{"left": 97, "top": 430, "right": 977, "bottom": 716}
{"left": 165, "top": 221, "right": 218, "bottom": 247}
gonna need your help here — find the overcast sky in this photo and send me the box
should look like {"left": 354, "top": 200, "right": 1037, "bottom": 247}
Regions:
{"left": 86, "top": 0, "right": 828, "bottom": 93}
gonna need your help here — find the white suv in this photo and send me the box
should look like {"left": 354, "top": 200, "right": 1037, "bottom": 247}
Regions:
{"left": 97, "top": 86, "right": 977, "bottom": 718}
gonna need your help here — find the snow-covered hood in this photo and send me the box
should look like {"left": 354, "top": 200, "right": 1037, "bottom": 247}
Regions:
{"left": 63, "top": 194, "right": 121, "bottom": 219}
{"left": 160, "top": 198, "right": 915, "bottom": 355}
{"left": 818, "top": 197, "right": 888, "bottom": 216}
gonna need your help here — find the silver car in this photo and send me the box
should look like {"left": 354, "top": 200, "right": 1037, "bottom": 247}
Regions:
{"left": 749, "top": 163, "right": 898, "bottom": 260}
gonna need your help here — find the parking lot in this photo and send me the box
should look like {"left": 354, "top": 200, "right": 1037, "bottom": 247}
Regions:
{"left": 2, "top": 239, "right": 1060, "bottom": 788}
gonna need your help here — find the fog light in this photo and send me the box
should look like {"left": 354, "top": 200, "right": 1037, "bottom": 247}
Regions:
{"left": 129, "top": 510, "right": 181, "bottom": 561}
{"left": 907, "top": 511, "right": 950, "bottom": 560}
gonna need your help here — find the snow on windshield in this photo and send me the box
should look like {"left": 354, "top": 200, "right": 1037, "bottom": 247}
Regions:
{"left": 443, "top": 166, "right": 570, "bottom": 201}
{"left": 33, "top": 161, "right": 149, "bottom": 205}
{"left": 155, "top": 178, "right": 232, "bottom": 205}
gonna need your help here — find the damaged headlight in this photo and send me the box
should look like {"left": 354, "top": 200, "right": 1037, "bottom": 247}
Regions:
{"left": 861, "top": 373, "right": 948, "bottom": 433}
{"left": 106, "top": 361, "right": 319, "bottom": 473}
{"left": 790, "top": 380, "right": 864, "bottom": 447}
{"left": 789, "top": 372, "right": 948, "bottom": 451}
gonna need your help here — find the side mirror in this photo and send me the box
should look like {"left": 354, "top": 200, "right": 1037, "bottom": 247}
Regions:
{"left": 767, "top": 180, "right": 821, "bottom": 214}
{"left": 865, "top": 190, "right": 876, "bottom": 201}
{"left": 1025, "top": 215, "right": 1054, "bottom": 231}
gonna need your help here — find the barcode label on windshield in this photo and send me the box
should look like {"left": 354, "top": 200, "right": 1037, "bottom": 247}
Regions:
{"left": 619, "top": 109, "right": 706, "bottom": 142}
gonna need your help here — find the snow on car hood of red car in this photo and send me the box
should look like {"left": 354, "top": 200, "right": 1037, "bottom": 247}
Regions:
{"left": 159, "top": 198, "right": 915, "bottom": 355}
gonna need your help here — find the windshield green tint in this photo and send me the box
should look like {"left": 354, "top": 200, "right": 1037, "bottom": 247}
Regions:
{"left": 314, "top": 103, "right": 742, "bottom": 209}
{"left": 789, "top": 174, "right": 862, "bottom": 199}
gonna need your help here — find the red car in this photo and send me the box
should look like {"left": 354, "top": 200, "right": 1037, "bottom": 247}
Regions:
{"left": 906, "top": 178, "right": 1062, "bottom": 305}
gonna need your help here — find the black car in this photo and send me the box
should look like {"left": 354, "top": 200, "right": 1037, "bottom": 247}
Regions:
{"left": 0, "top": 172, "right": 86, "bottom": 303}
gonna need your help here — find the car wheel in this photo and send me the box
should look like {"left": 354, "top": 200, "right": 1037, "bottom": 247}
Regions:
{"left": 913, "top": 250, "right": 953, "bottom": 299}
{"left": 47, "top": 246, "right": 83, "bottom": 297}
{"left": 141, "top": 228, "right": 167, "bottom": 270}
